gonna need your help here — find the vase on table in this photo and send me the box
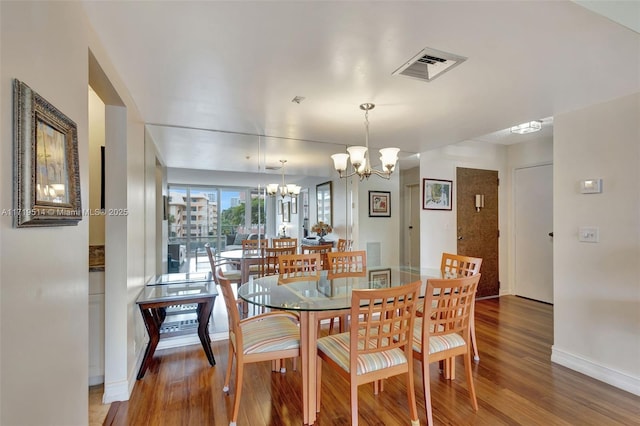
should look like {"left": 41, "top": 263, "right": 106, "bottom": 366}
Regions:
{"left": 318, "top": 232, "right": 326, "bottom": 243}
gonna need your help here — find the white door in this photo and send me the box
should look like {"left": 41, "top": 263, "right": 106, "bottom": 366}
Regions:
{"left": 514, "top": 164, "right": 553, "bottom": 303}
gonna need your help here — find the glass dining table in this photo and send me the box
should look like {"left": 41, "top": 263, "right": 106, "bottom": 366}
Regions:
{"left": 237, "top": 266, "right": 442, "bottom": 425}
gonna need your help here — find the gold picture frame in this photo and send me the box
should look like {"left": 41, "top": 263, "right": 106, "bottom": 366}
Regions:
{"left": 13, "top": 79, "right": 82, "bottom": 227}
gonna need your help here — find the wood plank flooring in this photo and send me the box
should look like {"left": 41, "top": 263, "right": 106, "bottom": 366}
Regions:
{"left": 100, "top": 296, "right": 640, "bottom": 425}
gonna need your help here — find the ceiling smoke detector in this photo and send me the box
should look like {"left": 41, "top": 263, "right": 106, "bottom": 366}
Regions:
{"left": 393, "top": 47, "right": 467, "bottom": 82}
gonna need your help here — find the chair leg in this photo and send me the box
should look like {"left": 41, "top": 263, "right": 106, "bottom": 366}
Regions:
{"left": 350, "top": 381, "right": 359, "bottom": 426}
{"left": 316, "top": 356, "right": 322, "bottom": 411}
{"left": 422, "top": 359, "right": 434, "bottom": 426}
{"left": 405, "top": 366, "right": 419, "bottom": 426}
{"left": 470, "top": 311, "right": 480, "bottom": 361}
{"left": 223, "top": 343, "right": 234, "bottom": 393}
{"left": 231, "top": 357, "right": 244, "bottom": 424}
{"left": 463, "top": 352, "right": 478, "bottom": 411}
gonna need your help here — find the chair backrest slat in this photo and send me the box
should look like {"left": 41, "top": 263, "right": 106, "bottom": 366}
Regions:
{"left": 261, "top": 246, "right": 296, "bottom": 277}
{"left": 327, "top": 250, "right": 367, "bottom": 278}
{"left": 350, "top": 281, "right": 422, "bottom": 359}
{"left": 242, "top": 239, "right": 268, "bottom": 256}
{"left": 301, "top": 244, "right": 333, "bottom": 270}
{"left": 217, "top": 269, "right": 243, "bottom": 347}
{"left": 440, "top": 253, "right": 482, "bottom": 278}
{"left": 424, "top": 274, "right": 480, "bottom": 341}
{"left": 272, "top": 238, "right": 298, "bottom": 249}
{"left": 278, "top": 253, "right": 321, "bottom": 283}
{"left": 337, "top": 238, "right": 353, "bottom": 252}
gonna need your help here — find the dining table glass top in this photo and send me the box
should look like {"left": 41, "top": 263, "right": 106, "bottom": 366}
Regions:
{"left": 237, "top": 266, "right": 443, "bottom": 312}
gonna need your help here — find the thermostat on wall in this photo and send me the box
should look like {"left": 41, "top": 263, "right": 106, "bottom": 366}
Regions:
{"left": 580, "top": 178, "right": 602, "bottom": 194}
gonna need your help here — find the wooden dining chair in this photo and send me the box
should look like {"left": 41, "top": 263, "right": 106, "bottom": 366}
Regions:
{"left": 241, "top": 239, "right": 268, "bottom": 279}
{"left": 417, "top": 252, "right": 482, "bottom": 363}
{"left": 325, "top": 250, "right": 367, "bottom": 333}
{"left": 217, "top": 270, "right": 301, "bottom": 426}
{"left": 327, "top": 250, "right": 367, "bottom": 278}
{"left": 272, "top": 237, "right": 298, "bottom": 250}
{"left": 336, "top": 238, "right": 353, "bottom": 252}
{"left": 277, "top": 253, "right": 321, "bottom": 283}
{"left": 412, "top": 274, "right": 480, "bottom": 426}
{"left": 301, "top": 243, "right": 333, "bottom": 270}
{"left": 205, "top": 243, "right": 242, "bottom": 286}
{"left": 261, "top": 246, "right": 296, "bottom": 277}
{"left": 316, "top": 280, "right": 422, "bottom": 426}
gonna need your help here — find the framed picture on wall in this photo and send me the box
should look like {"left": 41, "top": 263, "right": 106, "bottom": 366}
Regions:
{"left": 368, "top": 191, "right": 391, "bottom": 217}
{"left": 13, "top": 79, "right": 82, "bottom": 227}
{"left": 369, "top": 268, "right": 391, "bottom": 288}
{"left": 422, "top": 178, "right": 452, "bottom": 210}
{"left": 283, "top": 201, "right": 291, "bottom": 222}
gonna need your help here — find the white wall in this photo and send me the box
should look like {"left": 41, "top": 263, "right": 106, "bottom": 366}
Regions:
{"left": 1, "top": 3, "right": 90, "bottom": 424}
{"left": 419, "top": 141, "right": 508, "bottom": 290}
{"left": 552, "top": 92, "right": 640, "bottom": 395}
{"left": 356, "top": 173, "right": 401, "bottom": 267}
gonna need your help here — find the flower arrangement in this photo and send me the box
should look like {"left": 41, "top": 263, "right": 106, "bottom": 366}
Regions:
{"left": 311, "top": 221, "right": 332, "bottom": 237}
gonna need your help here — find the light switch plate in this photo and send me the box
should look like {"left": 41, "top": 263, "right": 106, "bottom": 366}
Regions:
{"left": 578, "top": 226, "right": 599, "bottom": 243}
{"left": 580, "top": 178, "right": 602, "bottom": 194}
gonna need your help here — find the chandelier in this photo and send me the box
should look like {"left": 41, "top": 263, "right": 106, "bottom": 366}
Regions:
{"left": 331, "top": 103, "right": 399, "bottom": 180}
{"left": 267, "top": 160, "right": 301, "bottom": 198}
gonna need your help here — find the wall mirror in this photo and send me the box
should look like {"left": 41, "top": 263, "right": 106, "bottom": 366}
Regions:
{"left": 316, "top": 181, "right": 332, "bottom": 225}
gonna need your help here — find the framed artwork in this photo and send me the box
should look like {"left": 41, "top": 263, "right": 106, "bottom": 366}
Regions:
{"left": 368, "top": 191, "right": 391, "bottom": 217}
{"left": 278, "top": 199, "right": 283, "bottom": 216}
{"left": 291, "top": 195, "right": 298, "bottom": 214}
{"left": 283, "top": 201, "right": 291, "bottom": 222}
{"left": 301, "top": 187, "right": 309, "bottom": 220}
{"left": 422, "top": 178, "right": 452, "bottom": 210}
{"left": 13, "top": 79, "right": 82, "bottom": 227}
{"left": 369, "top": 268, "right": 391, "bottom": 288}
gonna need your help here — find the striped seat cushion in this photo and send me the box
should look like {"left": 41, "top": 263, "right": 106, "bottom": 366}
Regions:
{"left": 317, "top": 332, "right": 407, "bottom": 375}
{"left": 234, "top": 317, "right": 300, "bottom": 354}
{"left": 221, "top": 269, "right": 242, "bottom": 280}
{"left": 411, "top": 318, "right": 466, "bottom": 354}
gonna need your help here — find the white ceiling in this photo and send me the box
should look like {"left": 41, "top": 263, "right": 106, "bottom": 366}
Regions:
{"left": 82, "top": 1, "right": 640, "bottom": 178}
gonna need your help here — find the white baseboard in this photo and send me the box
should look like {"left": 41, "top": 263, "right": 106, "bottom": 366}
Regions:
{"left": 102, "top": 378, "right": 130, "bottom": 404}
{"left": 551, "top": 346, "right": 640, "bottom": 396}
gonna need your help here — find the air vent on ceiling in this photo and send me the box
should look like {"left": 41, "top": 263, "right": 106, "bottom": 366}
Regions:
{"left": 392, "top": 47, "right": 467, "bottom": 82}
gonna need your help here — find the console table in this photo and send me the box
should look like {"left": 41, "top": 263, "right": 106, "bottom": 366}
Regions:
{"left": 135, "top": 272, "right": 217, "bottom": 379}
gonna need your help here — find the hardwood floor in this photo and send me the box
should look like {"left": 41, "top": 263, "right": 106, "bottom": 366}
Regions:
{"left": 99, "top": 296, "right": 640, "bottom": 425}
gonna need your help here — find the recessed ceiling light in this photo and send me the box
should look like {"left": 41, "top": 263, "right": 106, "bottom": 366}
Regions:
{"left": 510, "top": 120, "right": 542, "bottom": 134}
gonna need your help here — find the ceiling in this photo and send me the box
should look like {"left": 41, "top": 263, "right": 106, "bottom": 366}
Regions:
{"left": 82, "top": 1, "right": 640, "bottom": 179}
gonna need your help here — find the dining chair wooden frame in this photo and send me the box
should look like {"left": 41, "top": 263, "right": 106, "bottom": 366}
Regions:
{"left": 261, "top": 246, "right": 296, "bottom": 277}
{"left": 325, "top": 250, "right": 367, "bottom": 333}
{"left": 218, "top": 270, "right": 301, "bottom": 426}
{"left": 417, "top": 252, "right": 483, "bottom": 364}
{"left": 326, "top": 250, "right": 367, "bottom": 279}
{"left": 301, "top": 243, "right": 333, "bottom": 270}
{"left": 337, "top": 238, "right": 353, "bottom": 252}
{"left": 205, "top": 243, "right": 242, "bottom": 285}
{"left": 278, "top": 253, "right": 322, "bottom": 283}
{"left": 316, "top": 280, "right": 422, "bottom": 426}
{"left": 272, "top": 237, "right": 298, "bottom": 249}
{"left": 440, "top": 252, "right": 482, "bottom": 362}
{"left": 413, "top": 274, "right": 480, "bottom": 426}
